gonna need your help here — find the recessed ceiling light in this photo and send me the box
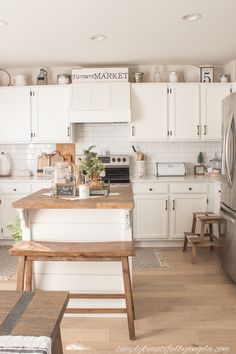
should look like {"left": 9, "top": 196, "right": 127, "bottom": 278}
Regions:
{"left": 0, "top": 19, "right": 8, "bottom": 27}
{"left": 182, "top": 13, "right": 201, "bottom": 22}
{"left": 90, "top": 34, "right": 107, "bottom": 41}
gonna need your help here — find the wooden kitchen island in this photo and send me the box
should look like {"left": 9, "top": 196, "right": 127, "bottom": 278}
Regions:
{"left": 12, "top": 187, "right": 134, "bottom": 314}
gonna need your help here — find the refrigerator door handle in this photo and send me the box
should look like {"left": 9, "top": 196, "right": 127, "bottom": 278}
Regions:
{"left": 225, "top": 113, "right": 234, "bottom": 188}
{"left": 221, "top": 202, "right": 236, "bottom": 224}
{"left": 221, "top": 208, "right": 236, "bottom": 224}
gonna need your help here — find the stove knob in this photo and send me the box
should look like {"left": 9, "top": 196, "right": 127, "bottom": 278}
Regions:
{"left": 112, "top": 158, "right": 116, "bottom": 163}
{"left": 122, "top": 157, "right": 126, "bottom": 163}
{"left": 117, "top": 158, "right": 121, "bottom": 162}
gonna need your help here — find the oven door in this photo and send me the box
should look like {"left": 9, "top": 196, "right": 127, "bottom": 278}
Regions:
{"left": 103, "top": 167, "right": 130, "bottom": 184}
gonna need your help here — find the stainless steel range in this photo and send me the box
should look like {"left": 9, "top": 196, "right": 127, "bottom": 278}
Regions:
{"left": 76, "top": 154, "right": 130, "bottom": 185}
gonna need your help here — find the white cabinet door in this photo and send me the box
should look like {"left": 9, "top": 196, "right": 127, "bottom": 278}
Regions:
{"left": 133, "top": 194, "right": 168, "bottom": 239}
{"left": 70, "top": 83, "right": 131, "bottom": 122}
{"left": 31, "top": 85, "right": 71, "bottom": 142}
{"left": 0, "top": 87, "right": 31, "bottom": 143}
{"left": 1, "top": 194, "right": 26, "bottom": 239}
{"left": 201, "top": 84, "right": 231, "bottom": 140}
{"left": 169, "top": 84, "right": 200, "bottom": 140}
{"left": 131, "top": 84, "right": 168, "bottom": 141}
{"left": 169, "top": 194, "right": 207, "bottom": 239}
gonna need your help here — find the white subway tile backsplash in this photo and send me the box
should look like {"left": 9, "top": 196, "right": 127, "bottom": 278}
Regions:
{"left": 0, "top": 124, "right": 222, "bottom": 176}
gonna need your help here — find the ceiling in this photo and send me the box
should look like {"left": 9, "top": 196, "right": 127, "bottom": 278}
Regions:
{"left": 0, "top": 0, "right": 235, "bottom": 67}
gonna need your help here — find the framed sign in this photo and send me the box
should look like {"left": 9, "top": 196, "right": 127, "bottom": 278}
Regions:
{"left": 200, "top": 67, "right": 214, "bottom": 82}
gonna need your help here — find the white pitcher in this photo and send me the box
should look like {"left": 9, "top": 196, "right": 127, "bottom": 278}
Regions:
{"left": 12, "top": 75, "right": 28, "bottom": 86}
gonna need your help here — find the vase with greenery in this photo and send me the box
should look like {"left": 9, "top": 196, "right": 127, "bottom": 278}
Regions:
{"left": 79, "top": 145, "right": 105, "bottom": 189}
{"left": 7, "top": 215, "right": 22, "bottom": 242}
{"left": 197, "top": 152, "right": 204, "bottom": 165}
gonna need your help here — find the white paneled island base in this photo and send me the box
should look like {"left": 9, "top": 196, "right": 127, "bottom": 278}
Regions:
{"left": 13, "top": 188, "right": 134, "bottom": 316}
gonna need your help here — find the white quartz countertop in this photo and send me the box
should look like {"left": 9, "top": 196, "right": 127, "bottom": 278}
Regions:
{"left": 0, "top": 176, "right": 53, "bottom": 183}
{"left": 131, "top": 174, "right": 222, "bottom": 183}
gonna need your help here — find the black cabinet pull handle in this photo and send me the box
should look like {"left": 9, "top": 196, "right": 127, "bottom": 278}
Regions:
{"left": 172, "top": 200, "right": 175, "bottom": 210}
{"left": 165, "top": 200, "right": 168, "bottom": 210}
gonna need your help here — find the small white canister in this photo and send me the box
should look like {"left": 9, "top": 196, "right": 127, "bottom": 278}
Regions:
{"left": 169, "top": 71, "right": 178, "bottom": 83}
{"left": 79, "top": 184, "right": 90, "bottom": 199}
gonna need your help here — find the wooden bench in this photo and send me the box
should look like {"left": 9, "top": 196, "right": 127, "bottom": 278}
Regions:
{"left": 9, "top": 240, "right": 136, "bottom": 340}
{"left": 0, "top": 290, "right": 69, "bottom": 354}
{"left": 183, "top": 212, "right": 224, "bottom": 263}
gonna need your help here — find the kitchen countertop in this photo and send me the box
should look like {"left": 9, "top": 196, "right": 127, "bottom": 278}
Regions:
{"left": 131, "top": 174, "right": 222, "bottom": 183}
{"left": 12, "top": 187, "right": 134, "bottom": 209}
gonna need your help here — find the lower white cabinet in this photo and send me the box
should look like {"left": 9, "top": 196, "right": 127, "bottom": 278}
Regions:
{"left": 133, "top": 182, "right": 209, "bottom": 241}
{"left": 0, "top": 181, "right": 52, "bottom": 240}
{"left": 169, "top": 194, "right": 208, "bottom": 239}
{"left": 134, "top": 194, "right": 168, "bottom": 239}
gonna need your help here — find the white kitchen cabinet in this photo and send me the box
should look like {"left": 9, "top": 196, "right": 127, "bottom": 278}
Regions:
{"left": 131, "top": 84, "right": 168, "bottom": 141}
{"left": 31, "top": 85, "right": 72, "bottom": 143}
{"left": 131, "top": 83, "right": 199, "bottom": 141}
{"left": 69, "top": 83, "right": 131, "bottom": 123}
{"left": 200, "top": 83, "right": 231, "bottom": 140}
{"left": 0, "top": 183, "right": 31, "bottom": 239}
{"left": 169, "top": 194, "right": 208, "bottom": 239}
{"left": 0, "top": 87, "right": 31, "bottom": 143}
{"left": 169, "top": 84, "right": 200, "bottom": 140}
{"left": 133, "top": 181, "right": 209, "bottom": 241}
{"left": 133, "top": 194, "right": 168, "bottom": 239}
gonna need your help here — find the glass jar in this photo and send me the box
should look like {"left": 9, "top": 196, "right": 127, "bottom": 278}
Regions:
{"left": 209, "top": 153, "right": 222, "bottom": 173}
{"left": 169, "top": 71, "right": 178, "bottom": 83}
{"left": 37, "top": 68, "right": 48, "bottom": 85}
{"left": 132, "top": 72, "right": 144, "bottom": 83}
{"left": 54, "top": 162, "right": 71, "bottom": 184}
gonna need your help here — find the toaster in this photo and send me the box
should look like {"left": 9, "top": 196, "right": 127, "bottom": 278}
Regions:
{"left": 156, "top": 162, "right": 186, "bottom": 177}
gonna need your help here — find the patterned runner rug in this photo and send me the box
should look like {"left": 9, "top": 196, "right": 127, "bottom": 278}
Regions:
{"left": 133, "top": 248, "right": 169, "bottom": 269}
{"left": 0, "top": 246, "right": 17, "bottom": 280}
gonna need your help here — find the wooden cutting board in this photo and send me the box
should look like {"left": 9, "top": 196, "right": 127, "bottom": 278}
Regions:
{"left": 50, "top": 151, "right": 64, "bottom": 166}
{"left": 56, "top": 144, "right": 75, "bottom": 164}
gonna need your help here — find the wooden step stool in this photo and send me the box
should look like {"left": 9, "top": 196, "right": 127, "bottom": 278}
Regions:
{"left": 183, "top": 212, "right": 224, "bottom": 264}
{"left": 9, "top": 240, "right": 136, "bottom": 340}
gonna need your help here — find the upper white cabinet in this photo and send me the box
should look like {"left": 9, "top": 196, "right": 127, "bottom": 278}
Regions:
{"left": 69, "top": 83, "right": 131, "bottom": 123}
{"left": 0, "top": 87, "right": 31, "bottom": 143}
{"left": 131, "top": 84, "right": 167, "bottom": 141}
{"left": 131, "top": 83, "right": 199, "bottom": 141}
{"left": 31, "top": 85, "right": 71, "bottom": 142}
{"left": 200, "top": 83, "right": 231, "bottom": 140}
{"left": 131, "top": 82, "right": 231, "bottom": 141}
{"left": 169, "top": 84, "right": 200, "bottom": 140}
{"left": 0, "top": 85, "right": 72, "bottom": 144}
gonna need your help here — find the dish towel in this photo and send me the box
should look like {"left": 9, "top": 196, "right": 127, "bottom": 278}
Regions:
{"left": 0, "top": 336, "right": 51, "bottom": 354}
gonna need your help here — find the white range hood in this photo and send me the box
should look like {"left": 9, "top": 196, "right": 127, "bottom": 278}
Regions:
{"left": 69, "top": 82, "right": 131, "bottom": 123}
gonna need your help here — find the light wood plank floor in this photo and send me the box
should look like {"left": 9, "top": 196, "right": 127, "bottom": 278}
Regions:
{"left": 1, "top": 247, "right": 236, "bottom": 353}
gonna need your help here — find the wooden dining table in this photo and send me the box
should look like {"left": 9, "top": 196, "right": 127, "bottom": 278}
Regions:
{"left": 0, "top": 290, "right": 69, "bottom": 354}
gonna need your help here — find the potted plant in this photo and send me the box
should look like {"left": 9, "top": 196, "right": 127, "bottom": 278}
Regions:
{"left": 7, "top": 215, "right": 22, "bottom": 242}
{"left": 79, "top": 145, "right": 105, "bottom": 189}
{"left": 194, "top": 152, "right": 206, "bottom": 175}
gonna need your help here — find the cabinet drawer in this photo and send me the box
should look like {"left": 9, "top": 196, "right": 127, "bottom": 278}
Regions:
{"left": 133, "top": 183, "right": 168, "bottom": 194}
{"left": 169, "top": 183, "right": 208, "bottom": 194}
{"left": 0, "top": 183, "right": 31, "bottom": 194}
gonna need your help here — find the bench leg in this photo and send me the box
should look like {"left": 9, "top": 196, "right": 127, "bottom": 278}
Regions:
{"left": 52, "top": 327, "right": 63, "bottom": 354}
{"left": 191, "top": 243, "right": 197, "bottom": 264}
{"left": 17, "top": 256, "right": 26, "bottom": 291}
{"left": 25, "top": 260, "right": 32, "bottom": 291}
{"left": 121, "top": 257, "right": 135, "bottom": 340}
{"left": 183, "top": 234, "right": 188, "bottom": 252}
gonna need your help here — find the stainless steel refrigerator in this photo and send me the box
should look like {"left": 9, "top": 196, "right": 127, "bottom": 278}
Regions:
{"left": 221, "top": 91, "right": 236, "bottom": 282}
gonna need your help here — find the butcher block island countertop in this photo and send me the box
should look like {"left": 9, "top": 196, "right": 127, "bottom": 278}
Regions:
{"left": 12, "top": 186, "right": 134, "bottom": 315}
{"left": 12, "top": 186, "right": 134, "bottom": 209}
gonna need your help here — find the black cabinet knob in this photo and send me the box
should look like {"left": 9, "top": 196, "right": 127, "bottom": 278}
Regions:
{"left": 189, "top": 187, "right": 192, "bottom": 190}
{"left": 149, "top": 188, "right": 153, "bottom": 191}
{"left": 13, "top": 188, "right": 17, "bottom": 192}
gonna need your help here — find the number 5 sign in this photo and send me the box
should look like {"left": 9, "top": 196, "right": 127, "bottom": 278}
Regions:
{"left": 200, "top": 67, "right": 214, "bottom": 82}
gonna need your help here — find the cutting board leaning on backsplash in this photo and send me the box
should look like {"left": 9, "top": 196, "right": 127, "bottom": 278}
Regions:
{"left": 56, "top": 144, "right": 75, "bottom": 164}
